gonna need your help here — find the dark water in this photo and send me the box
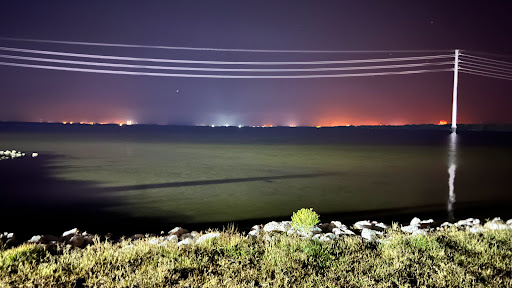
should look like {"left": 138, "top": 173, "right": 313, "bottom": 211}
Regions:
{"left": 1, "top": 123, "right": 511, "bottom": 238}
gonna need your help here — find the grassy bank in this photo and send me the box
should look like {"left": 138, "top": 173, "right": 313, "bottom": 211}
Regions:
{"left": 1, "top": 226, "right": 511, "bottom": 287}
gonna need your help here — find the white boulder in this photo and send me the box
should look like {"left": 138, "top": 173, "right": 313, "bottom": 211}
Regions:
{"left": 320, "top": 233, "right": 336, "bottom": 242}
{"left": 177, "top": 238, "right": 194, "bottom": 246}
{"left": 196, "top": 233, "right": 220, "bottom": 244}
{"left": 62, "top": 228, "right": 78, "bottom": 238}
{"left": 263, "top": 221, "right": 290, "bottom": 233}
{"left": 361, "top": 228, "right": 382, "bottom": 241}
{"left": 32, "top": 153, "right": 38, "bottom": 158}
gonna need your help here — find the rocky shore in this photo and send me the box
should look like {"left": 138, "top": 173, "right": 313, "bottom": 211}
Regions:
{"left": 0, "top": 149, "right": 38, "bottom": 160}
{"left": 2, "top": 216, "right": 511, "bottom": 251}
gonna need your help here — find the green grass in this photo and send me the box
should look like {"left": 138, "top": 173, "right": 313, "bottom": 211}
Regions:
{"left": 1, "top": 227, "right": 512, "bottom": 287}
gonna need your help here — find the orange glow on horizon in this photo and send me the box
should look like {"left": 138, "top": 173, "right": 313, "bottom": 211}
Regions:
{"left": 438, "top": 120, "right": 448, "bottom": 125}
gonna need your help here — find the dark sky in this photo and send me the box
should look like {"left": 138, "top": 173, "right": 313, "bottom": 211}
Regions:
{"left": 0, "top": 1, "right": 511, "bottom": 126}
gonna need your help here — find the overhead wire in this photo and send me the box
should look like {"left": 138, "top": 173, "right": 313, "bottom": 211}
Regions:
{"left": 461, "top": 50, "right": 512, "bottom": 59}
{"left": 0, "top": 37, "right": 454, "bottom": 54}
{"left": 459, "top": 67, "right": 512, "bottom": 81}
{"left": 460, "top": 53, "right": 512, "bottom": 68}
{"left": 0, "top": 61, "right": 453, "bottom": 78}
{"left": 0, "top": 53, "right": 454, "bottom": 72}
{"left": 459, "top": 59, "right": 512, "bottom": 74}
{"left": 459, "top": 63, "right": 512, "bottom": 77}
{"left": 0, "top": 46, "right": 454, "bottom": 65}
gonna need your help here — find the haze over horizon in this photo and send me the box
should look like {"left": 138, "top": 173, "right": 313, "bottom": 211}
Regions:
{"left": 0, "top": 1, "right": 511, "bottom": 126}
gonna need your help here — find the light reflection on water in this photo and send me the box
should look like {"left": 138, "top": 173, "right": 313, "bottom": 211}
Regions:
{"left": 448, "top": 132, "right": 457, "bottom": 219}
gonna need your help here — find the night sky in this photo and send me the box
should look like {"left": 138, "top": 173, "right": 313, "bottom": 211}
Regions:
{"left": 0, "top": 1, "right": 511, "bottom": 126}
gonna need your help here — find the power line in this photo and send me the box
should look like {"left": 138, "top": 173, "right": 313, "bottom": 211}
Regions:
{"left": 459, "top": 67, "right": 512, "bottom": 81}
{"left": 459, "top": 62, "right": 512, "bottom": 76}
{"left": 460, "top": 70, "right": 512, "bottom": 81}
{"left": 0, "top": 37, "right": 454, "bottom": 54}
{"left": 459, "top": 59, "right": 512, "bottom": 74}
{"left": 0, "top": 46, "right": 454, "bottom": 66}
{"left": 0, "top": 61, "right": 453, "bottom": 78}
{"left": 0, "top": 53, "right": 453, "bottom": 72}
{"left": 462, "top": 50, "right": 512, "bottom": 59}
{"left": 460, "top": 53, "right": 512, "bottom": 68}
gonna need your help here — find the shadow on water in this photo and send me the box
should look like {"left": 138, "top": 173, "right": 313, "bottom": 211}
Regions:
{"left": 100, "top": 172, "right": 343, "bottom": 192}
{"left": 0, "top": 154, "right": 189, "bottom": 240}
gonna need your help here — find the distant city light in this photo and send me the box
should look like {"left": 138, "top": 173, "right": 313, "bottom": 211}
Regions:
{"left": 127, "top": 120, "right": 132, "bottom": 125}
{"left": 438, "top": 120, "right": 448, "bottom": 125}
{"left": 62, "top": 122, "right": 67, "bottom": 124}
{"left": 316, "top": 125, "right": 321, "bottom": 128}
{"left": 238, "top": 125, "right": 242, "bottom": 128}
{"left": 211, "top": 125, "right": 215, "bottom": 127}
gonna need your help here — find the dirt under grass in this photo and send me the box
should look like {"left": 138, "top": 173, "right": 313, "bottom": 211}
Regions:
{"left": 1, "top": 227, "right": 512, "bottom": 287}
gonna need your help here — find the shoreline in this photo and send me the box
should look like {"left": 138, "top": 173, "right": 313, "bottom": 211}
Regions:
{"left": 2, "top": 215, "right": 511, "bottom": 250}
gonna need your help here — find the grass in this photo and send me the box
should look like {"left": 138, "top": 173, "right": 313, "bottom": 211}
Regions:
{"left": 1, "top": 226, "right": 512, "bottom": 287}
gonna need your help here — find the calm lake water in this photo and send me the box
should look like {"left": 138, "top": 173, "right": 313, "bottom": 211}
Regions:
{"left": 1, "top": 123, "right": 511, "bottom": 236}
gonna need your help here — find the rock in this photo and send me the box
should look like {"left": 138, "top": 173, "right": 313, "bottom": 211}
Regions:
{"left": 455, "top": 218, "right": 480, "bottom": 228}
{"left": 165, "top": 235, "right": 179, "bottom": 243}
{"left": 371, "top": 222, "right": 387, "bottom": 232}
{"left": 263, "top": 221, "right": 288, "bottom": 233}
{"left": 251, "top": 225, "right": 262, "bottom": 231}
{"left": 332, "top": 227, "right": 356, "bottom": 236}
{"left": 286, "top": 228, "right": 299, "bottom": 237}
{"left": 180, "top": 233, "right": 194, "bottom": 241}
{"left": 32, "top": 153, "right": 38, "bottom": 158}
{"left": 0, "top": 232, "right": 16, "bottom": 248}
{"left": 69, "top": 235, "right": 86, "bottom": 248}
{"left": 169, "top": 227, "right": 189, "bottom": 238}
{"left": 177, "top": 238, "right": 194, "bottom": 246}
{"left": 468, "top": 225, "right": 485, "bottom": 233}
{"left": 410, "top": 217, "right": 421, "bottom": 227}
{"left": 28, "top": 235, "right": 41, "bottom": 243}
{"left": 104, "top": 233, "right": 116, "bottom": 242}
{"left": 62, "top": 228, "right": 79, "bottom": 239}
{"left": 506, "top": 219, "right": 512, "bottom": 226}
{"left": 129, "top": 234, "right": 145, "bottom": 241}
{"left": 318, "top": 223, "right": 335, "bottom": 233}
{"left": 353, "top": 220, "right": 386, "bottom": 232}
{"left": 401, "top": 225, "right": 419, "bottom": 234}
{"left": 0, "top": 151, "right": 4, "bottom": 156}
{"left": 15, "top": 153, "right": 22, "bottom": 157}
{"left": 281, "top": 221, "right": 292, "bottom": 231}
{"left": 411, "top": 229, "right": 427, "bottom": 236}
{"left": 83, "top": 234, "right": 95, "bottom": 246}
{"left": 484, "top": 222, "right": 510, "bottom": 230}
{"left": 247, "top": 230, "right": 260, "bottom": 239}
{"left": 320, "top": 233, "right": 336, "bottom": 242}
{"left": 4, "top": 151, "right": 10, "bottom": 156}
{"left": 331, "top": 221, "right": 345, "bottom": 229}
{"left": 440, "top": 222, "right": 453, "bottom": 229}
{"left": 196, "top": 233, "right": 220, "bottom": 244}
{"left": 353, "top": 220, "right": 372, "bottom": 230}
{"left": 148, "top": 238, "right": 160, "bottom": 245}
{"left": 310, "top": 227, "right": 322, "bottom": 235}
{"left": 190, "top": 231, "right": 199, "bottom": 239}
{"left": 418, "top": 219, "right": 434, "bottom": 229}
{"left": 28, "top": 235, "right": 59, "bottom": 244}
{"left": 361, "top": 228, "right": 382, "bottom": 241}
{"left": 312, "top": 234, "right": 322, "bottom": 241}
